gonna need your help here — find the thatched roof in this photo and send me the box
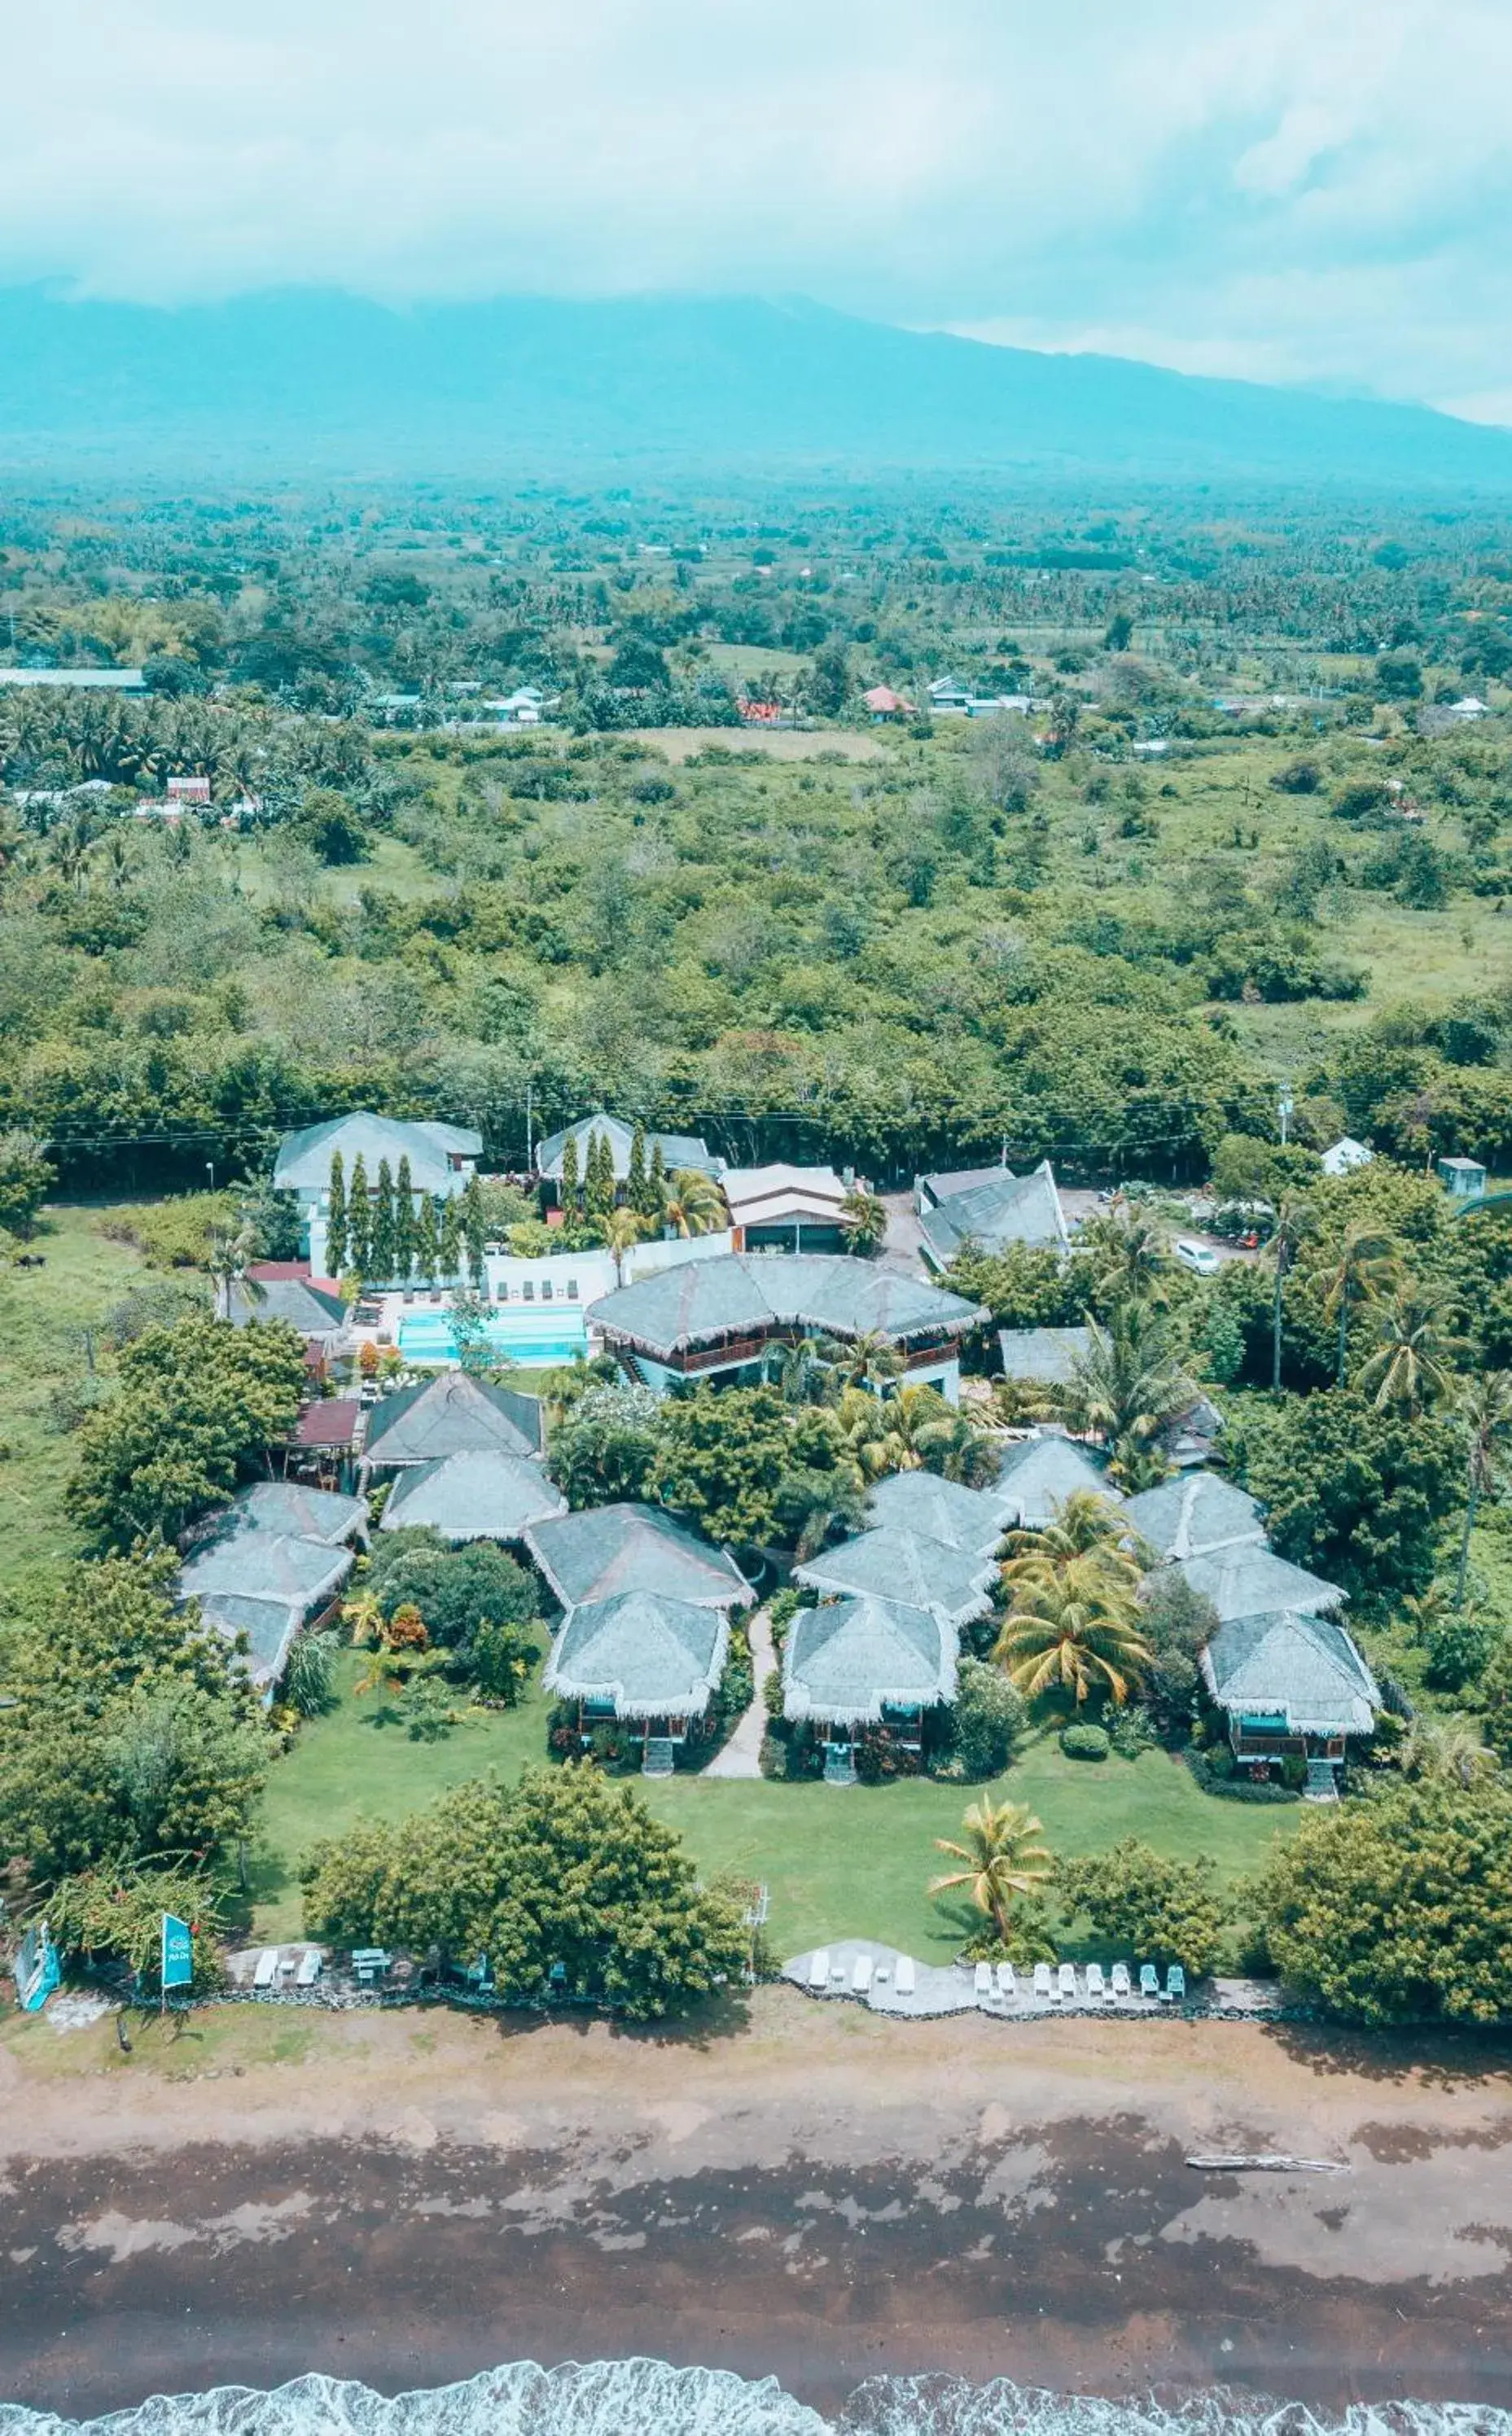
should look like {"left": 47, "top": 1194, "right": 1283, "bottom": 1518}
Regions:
{"left": 1201, "top": 1609, "right": 1378, "bottom": 1737}
{"left": 543, "top": 1591, "right": 728, "bottom": 1720}
{"left": 379, "top": 1448, "right": 565, "bottom": 1543}
{"left": 794, "top": 1526, "right": 996, "bottom": 1625}
{"left": 588, "top": 1252, "right": 984, "bottom": 1359}
{"left": 782, "top": 1594, "right": 957, "bottom": 1726}
{"left": 523, "top": 1501, "right": 751, "bottom": 1612}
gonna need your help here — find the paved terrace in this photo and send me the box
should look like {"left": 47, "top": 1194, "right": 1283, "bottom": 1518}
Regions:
{"left": 782, "top": 1939, "right": 1283, "bottom": 2022}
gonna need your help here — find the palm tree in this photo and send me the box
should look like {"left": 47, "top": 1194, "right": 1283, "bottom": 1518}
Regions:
{"left": 993, "top": 1553, "right": 1152, "bottom": 1706}
{"left": 826, "top": 1329, "right": 906, "bottom": 1391}
{"left": 205, "top": 1220, "right": 260, "bottom": 1321}
{"left": 1063, "top": 1301, "right": 1195, "bottom": 1483}
{"left": 839, "top": 1186, "right": 887, "bottom": 1255}
{"left": 781, "top": 1469, "right": 870, "bottom": 1560}
{"left": 1089, "top": 1200, "right": 1169, "bottom": 1304}
{"left": 598, "top": 1204, "right": 648, "bottom": 1286}
{"left": 914, "top": 1404, "right": 999, "bottom": 1487}
{"left": 1266, "top": 1193, "right": 1315, "bottom": 1391}
{"left": 835, "top": 1384, "right": 912, "bottom": 1480}
{"left": 1313, "top": 1222, "right": 1396, "bottom": 1390}
{"left": 770, "top": 1338, "right": 837, "bottom": 1407}
{"left": 1453, "top": 1369, "right": 1512, "bottom": 1606}
{"left": 660, "top": 1166, "right": 726, "bottom": 1238}
{"left": 929, "top": 1798, "right": 1053, "bottom": 1944}
{"left": 1398, "top": 1714, "right": 1497, "bottom": 1789}
{"left": 1357, "top": 1284, "right": 1464, "bottom": 1418}
{"left": 1002, "top": 1489, "right": 1141, "bottom": 1574}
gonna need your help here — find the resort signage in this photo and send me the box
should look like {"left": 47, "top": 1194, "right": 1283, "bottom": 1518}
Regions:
{"left": 161, "top": 1913, "right": 194, "bottom": 1991}
{"left": 14, "top": 1921, "right": 59, "bottom": 2013}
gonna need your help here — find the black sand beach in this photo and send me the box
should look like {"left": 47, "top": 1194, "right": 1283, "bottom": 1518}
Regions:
{"left": 2, "top": 1996, "right": 1510, "bottom": 2420}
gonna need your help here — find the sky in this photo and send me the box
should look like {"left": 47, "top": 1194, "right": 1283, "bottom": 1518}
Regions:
{"left": 5, "top": 0, "right": 1511, "bottom": 422}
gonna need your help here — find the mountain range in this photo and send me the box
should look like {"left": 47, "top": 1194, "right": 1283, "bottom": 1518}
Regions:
{"left": 2, "top": 287, "right": 1508, "bottom": 489}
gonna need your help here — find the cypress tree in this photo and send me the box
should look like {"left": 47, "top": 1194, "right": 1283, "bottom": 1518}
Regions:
{"left": 347, "top": 1154, "right": 372, "bottom": 1276}
{"left": 392, "top": 1154, "right": 415, "bottom": 1283}
{"left": 325, "top": 1150, "right": 348, "bottom": 1277}
{"left": 628, "top": 1119, "right": 648, "bottom": 1213}
{"left": 649, "top": 1138, "right": 667, "bottom": 1216}
{"left": 462, "top": 1173, "right": 488, "bottom": 1285}
{"left": 586, "top": 1128, "right": 616, "bottom": 1222}
{"left": 560, "top": 1131, "right": 581, "bottom": 1215}
{"left": 370, "top": 1159, "right": 396, "bottom": 1284}
{"left": 438, "top": 1193, "right": 463, "bottom": 1281}
{"left": 413, "top": 1194, "right": 439, "bottom": 1283}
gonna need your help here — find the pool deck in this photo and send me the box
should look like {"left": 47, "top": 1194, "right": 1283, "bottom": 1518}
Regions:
{"left": 362, "top": 1289, "right": 594, "bottom": 1368}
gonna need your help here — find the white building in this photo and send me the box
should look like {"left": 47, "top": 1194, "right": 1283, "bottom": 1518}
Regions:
{"left": 274, "top": 1113, "right": 482, "bottom": 1273}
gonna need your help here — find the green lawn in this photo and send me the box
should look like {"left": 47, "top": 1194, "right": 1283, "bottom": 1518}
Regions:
{"left": 251, "top": 1660, "right": 1299, "bottom": 1955}
{"left": 0, "top": 1205, "right": 148, "bottom": 1601}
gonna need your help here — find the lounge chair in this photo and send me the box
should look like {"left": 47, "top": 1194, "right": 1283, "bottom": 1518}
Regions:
{"left": 1085, "top": 1961, "right": 1107, "bottom": 2003}
{"left": 1057, "top": 1962, "right": 1078, "bottom": 2004}
{"left": 1111, "top": 1961, "right": 1131, "bottom": 2001}
{"left": 295, "top": 1948, "right": 322, "bottom": 1988}
{"left": 1166, "top": 1964, "right": 1186, "bottom": 2004}
{"left": 1032, "top": 1961, "right": 1052, "bottom": 2001}
{"left": 852, "top": 1954, "right": 873, "bottom": 1996}
{"left": 1139, "top": 1963, "right": 1159, "bottom": 2001}
{"left": 808, "top": 1949, "right": 831, "bottom": 1991}
{"left": 252, "top": 1948, "right": 278, "bottom": 1990}
{"left": 896, "top": 1955, "right": 917, "bottom": 1997}
{"left": 995, "top": 1961, "right": 1017, "bottom": 2002}
{"left": 974, "top": 1961, "right": 993, "bottom": 1999}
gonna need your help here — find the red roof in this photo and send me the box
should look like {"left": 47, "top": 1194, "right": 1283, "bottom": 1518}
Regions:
{"left": 293, "top": 1399, "right": 362, "bottom": 1448}
{"left": 863, "top": 684, "right": 917, "bottom": 715}
{"left": 248, "top": 1260, "right": 344, "bottom": 1295}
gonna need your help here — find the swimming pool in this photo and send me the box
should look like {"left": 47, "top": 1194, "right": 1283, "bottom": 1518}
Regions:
{"left": 397, "top": 1306, "right": 590, "bottom": 1368}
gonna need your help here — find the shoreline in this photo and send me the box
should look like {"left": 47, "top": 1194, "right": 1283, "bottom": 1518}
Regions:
{"left": 3, "top": 1993, "right": 1511, "bottom": 2420}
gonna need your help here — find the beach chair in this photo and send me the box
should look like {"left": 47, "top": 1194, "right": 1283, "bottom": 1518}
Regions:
{"left": 296, "top": 1948, "right": 322, "bottom": 1988}
{"left": 974, "top": 1961, "right": 993, "bottom": 2000}
{"left": 852, "top": 1954, "right": 873, "bottom": 1996}
{"left": 1166, "top": 1965, "right": 1186, "bottom": 2004}
{"left": 1032, "top": 1962, "right": 1052, "bottom": 2002}
{"left": 896, "top": 1955, "right": 917, "bottom": 1997}
{"left": 1111, "top": 1962, "right": 1131, "bottom": 2001}
{"left": 1139, "top": 1963, "right": 1159, "bottom": 2002}
{"left": 808, "top": 1949, "right": 831, "bottom": 1991}
{"left": 1057, "top": 1962, "right": 1078, "bottom": 2004}
{"left": 252, "top": 1948, "right": 278, "bottom": 1991}
{"left": 995, "top": 1961, "right": 1016, "bottom": 2002}
{"left": 1085, "top": 1962, "right": 1107, "bottom": 2003}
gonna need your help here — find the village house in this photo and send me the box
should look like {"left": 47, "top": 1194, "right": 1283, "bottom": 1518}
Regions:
{"left": 378, "top": 1447, "right": 566, "bottom": 1543}
{"left": 721, "top": 1163, "right": 852, "bottom": 1253}
{"left": 793, "top": 1525, "right": 997, "bottom": 1627}
{"left": 1320, "top": 1136, "right": 1374, "bottom": 1177}
{"left": 523, "top": 1501, "right": 752, "bottom": 1616}
{"left": 532, "top": 1113, "right": 724, "bottom": 1200}
{"left": 915, "top": 1161, "right": 1071, "bottom": 1270}
{"left": 543, "top": 1591, "right": 731, "bottom": 1772}
{"left": 274, "top": 1114, "right": 482, "bottom": 1273}
{"left": 358, "top": 1370, "right": 544, "bottom": 1483}
{"left": 864, "top": 1468, "right": 1010, "bottom": 1558}
{"left": 994, "top": 1432, "right": 1120, "bottom": 1530}
{"left": 782, "top": 1594, "right": 958, "bottom": 1782}
{"left": 177, "top": 1482, "right": 366, "bottom": 1697}
{"left": 1200, "top": 1609, "right": 1380, "bottom": 1795}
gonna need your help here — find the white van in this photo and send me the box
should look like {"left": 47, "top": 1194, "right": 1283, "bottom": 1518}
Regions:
{"left": 1175, "top": 1237, "right": 1222, "bottom": 1276}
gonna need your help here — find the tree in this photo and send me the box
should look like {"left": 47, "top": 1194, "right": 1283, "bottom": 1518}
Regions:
{"left": 547, "top": 1380, "right": 664, "bottom": 1508}
{"left": 1397, "top": 1713, "right": 1498, "bottom": 1789}
{"left": 0, "top": 1554, "right": 268, "bottom": 1881}
{"left": 1003, "top": 1489, "right": 1136, "bottom": 1571}
{"left": 627, "top": 1119, "right": 650, "bottom": 1215}
{"left": 412, "top": 1193, "right": 439, "bottom": 1283}
{"left": 1266, "top": 1193, "right": 1315, "bottom": 1391}
{"left": 945, "top": 1242, "right": 1081, "bottom": 1331}
{"left": 914, "top": 1402, "right": 999, "bottom": 1487}
{"left": 392, "top": 1154, "right": 416, "bottom": 1283}
{"left": 1063, "top": 1303, "right": 1195, "bottom": 1485}
{"left": 1358, "top": 1283, "right": 1466, "bottom": 1417}
{"left": 560, "top": 1131, "right": 581, "bottom": 1215}
{"left": 0, "top": 1129, "right": 55, "bottom": 1237}
{"left": 447, "top": 1284, "right": 500, "bottom": 1378}
{"left": 825, "top": 1329, "right": 905, "bottom": 1391}
{"left": 649, "top": 1385, "right": 845, "bottom": 1553}
{"left": 45, "top": 1860, "right": 224, "bottom": 1995}
{"left": 1078, "top": 1202, "right": 1169, "bottom": 1307}
{"left": 585, "top": 1128, "right": 616, "bottom": 1224}
{"left": 948, "top": 1658, "right": 1026, "bottom": 1780}
{"left": 301, "top": 1766, "right": 748, "bottom": 2019}
{"left": 1481, "top": 1636, "right": 1512, "bottom": 1767}
{"left": 929, "top": 1797, "right": 1052, "bottom": 1943}
{"left": 1232, "top": 1391, "right": 1458, "bottom": 1616}
{"left": 437, "top": 1193, "right": 463, "bottom": 1281}
{"left": 839, "top": 1186, "right": 887, "bottom": 1256}
{"left": 461, "top": 1172, "right": 489, "bottom": 1285}
{"left": 346, "top": 1152, "right": 372, "bottom": 1275}
{"left": 1454, "top": 1369, "right": 1512, "bottom": 1606}
{"left": 365, "top": 1528, "right": 541, "bottom": 1685}
{"left": 660, "top": 1165, "right": 726, "bottom": 1238}
{"left": 370, "top": 1157, "right": 397, "bottom": 1283}
{"left": 1313, "top": 1221, "right": 1396, "bottom": 1390}
{"left": 66, "top": 1315, "right": 307, "bottom": 1548}
{"left": 1256, "top": 1781, "right": 1512, "bottom": 2026}
{"left": 1058, "top": 1839, "right": 1226, "bottom": 1978}
{"left": 993, "top": 1553, "right": 1151, "bottom": 1706}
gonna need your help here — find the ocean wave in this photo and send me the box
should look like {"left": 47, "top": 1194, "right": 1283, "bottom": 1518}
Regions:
{"left": 2, "top": 2362, "right": 1507, "bottom": 2436}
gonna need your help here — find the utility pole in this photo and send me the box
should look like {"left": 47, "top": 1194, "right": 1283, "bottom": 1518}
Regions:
{"left": 1278, "top": 1088, "right": 1293, "bottom": 1147}
{"left": 524, "top": 1080, "right": 533, "bottom": 1176}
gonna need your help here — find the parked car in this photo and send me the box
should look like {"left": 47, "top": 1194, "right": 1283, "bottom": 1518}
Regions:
{"left": 1174, "top": 1237, "right": 1222, "bottom": 1276}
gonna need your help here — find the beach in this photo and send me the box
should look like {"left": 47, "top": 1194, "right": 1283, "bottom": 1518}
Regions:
{"left": 2, "top": 1991, "right": 1511, "bottom": 2422}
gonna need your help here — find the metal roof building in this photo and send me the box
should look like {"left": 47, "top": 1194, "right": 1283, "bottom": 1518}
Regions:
{"left": 362, "top": 1371, "right": 544, "bottom": 1470}
{"left": 379, "top": 1448, "right": 566, "bottom": 1542}
{"left": 274, "top": 1113, "right": 482, "bottom": 1198}
{"left": 917, "top": 1163, "right": 1071, "bottom": 1269}
{"left": 524, "top": 1501, "right": 752, "bottom": 1614}
{"left": 534, "top": 1113, "right": 722, "bottom": 1183}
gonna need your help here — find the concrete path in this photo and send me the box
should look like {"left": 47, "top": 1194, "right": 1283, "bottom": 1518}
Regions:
{"left": 703, "top": 1603, "right": 776, "bottom": 1778}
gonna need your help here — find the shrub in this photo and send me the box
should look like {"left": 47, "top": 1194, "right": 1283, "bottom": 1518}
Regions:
{"left": 1058, "top": 1838, "right": 1228, "bottom": 1977}
{"left": 948, "top": 1658, "right": 1026, "bottom": 1779}
{"left": 1059, "top": 1722, "right": 1110, "bottom": 1761}
{"left": 1423, "top": 1608, "right": 1501, "bottom": 1693}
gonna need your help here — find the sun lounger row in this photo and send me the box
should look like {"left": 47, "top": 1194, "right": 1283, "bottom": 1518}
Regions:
{"left": 250, "top": 1947, "right": 323, "bottom": 1990}
{"left": 806, "top": 1949, "right": 917, "bottom": 1997}
{"left": 974, "top": 1959, "right": 1185, "bottom": 2005}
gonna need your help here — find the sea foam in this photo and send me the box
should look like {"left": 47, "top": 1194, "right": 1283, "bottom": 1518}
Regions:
{"left": 2, "top": 2362, "right": 1507, "bottom": 2436}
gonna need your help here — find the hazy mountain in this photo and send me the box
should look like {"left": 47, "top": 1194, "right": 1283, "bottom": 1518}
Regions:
{"left": 1, "top": 287, "right": 1508, "bottom": 488}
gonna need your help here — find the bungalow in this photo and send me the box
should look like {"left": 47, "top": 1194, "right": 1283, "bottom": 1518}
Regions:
{"left": 1200, "top": 1608, "right": 1379, "bottom": 1790}
{"left": 997, "top": 1325, "right": 1090, "bottom": 1387}
{"left": 865, "top": 1469, "right": 1009, "bottom": 1558}
{"left": 916, "top": 1163, "right": 1071, "bottom": 1270}
{"left": 721, "top": 1163, "right": 852, "bottom": 1254}
{"left": 862, "top": 684, "right": 918, "bottom": 721}
{"left": 1172, "top": 1540, "right": 1343, "bottom": 1624}
{"left": 782, "top": 1594, "right": 958, "bottom": 1781}
{"left": 1124, "top": 1470, "right": 1266, "bottom": 1564}
{"left": 1320, "top": 1136, "right": 1374, "bottom": 1179}
{"left": 1438, "top": 1154, "right": 1488, "bottom": 1202}
{"left": 274, "top": 1114, "right": 482, "bottom": 1273}
{"left": 280, "top": 1396, "right": 363, "bottom": 1490}
{"left": 533, "top": 1114, "right": 724, "bottom": 1195}
{"left": 360, "top": 1371, "right": 543, "bottom": 1480}
{"left": 177, "top": 1505, "right": 358, "bottom": 1697}
{"left": 191, "top": 1480, "right": 367, "bottom": 1550}
{"left": 524, "top": 1501, "right": 752, "bottom": 1615}
{"left": 995, "top": 1433, "right": 1121, "bottom": 1531}
{"left": 793, "top": 1525, "right": 996, "bottom": 1627}
{"left": 589, "top": 1252, "right": 985, "bottom": 1403}
{"left": 379, "top": 1448, "right": 566, "bottom": 1543}
{"left": 543, "top": 1590, "right": 730, "bottom": 1765}
{"left": 227, "top": 1264, "right": 351, "bottom": 1358}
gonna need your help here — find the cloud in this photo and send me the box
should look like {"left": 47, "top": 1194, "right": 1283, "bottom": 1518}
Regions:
{"left": 1, "top": 0, "right": 1509, "bottom": 412}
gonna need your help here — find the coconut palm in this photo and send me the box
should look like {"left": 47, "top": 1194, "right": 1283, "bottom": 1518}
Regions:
{"left": 598, "top": 1203, "right": 649, "bottom": 1286}
{"left": 1266, "top": 1193, "right": 1316, "bottom": 1391}
{"left": 826, "top": 1329, "right": 906, "bottom": 1391}
{"left": 839, "top": 1186, "right": 887, "bottom": 1255}
{"left": 1063, "top": 1301, "right": 1195, "bottom": 1483}
{"left": 1357, "top": 1284, "right": 1465, "bottom": 1417}
{"left": 929, "top": 1797, "right": 1053, "bottom": 1943}
{"left": 780, "top": 1468, "right": 870, "bottom": 1561}
{"left": 993, "top": 1553, "right": 1152, "bottom": 1706}
{"left": 1002, "top": 1488, "right": 1142, "bottom": 1574}
{"left": 1086, "top": 1200, "right": 1170, "bottom": 1304}
{"left": 1313, "top": 1222, "right": 1396, "bottom": 1390}
{"left": 1398, "top": 1714, "right": 1498, "bottom": 1790}
{"left": 769, "top": 1338, "right": 837, "bottom": 1407}
{"left": 914, "top": 1403, "right": 999, "bottom": 1487}
{"left": 659, "top": 1166, "right": 727, "bottom": 1238}
{"left": 205, "top": 1220, "right": 260, "bottom": 1321}
{"left": 835, "top": 1384, "right": 912, "bottom": 1480}
{"left": 1453, "top": 1369, "right": 1512, "bottom": 1606}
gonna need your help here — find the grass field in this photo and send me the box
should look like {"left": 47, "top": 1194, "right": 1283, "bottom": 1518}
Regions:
{"left": 0, "top": 1206, "right": 147, "bottom": 1599}
{"left": 249, "top": 1658, "right": 1298, "bottom": 1956}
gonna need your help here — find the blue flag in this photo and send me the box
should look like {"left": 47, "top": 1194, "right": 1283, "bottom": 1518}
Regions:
{"left": 161, "top": 1913, "right": 194, "bottom": 1991}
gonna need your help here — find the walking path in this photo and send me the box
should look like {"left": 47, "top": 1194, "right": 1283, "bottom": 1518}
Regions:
{"left": 704, "top": 1602, "right": 776, "bottom": 1777}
